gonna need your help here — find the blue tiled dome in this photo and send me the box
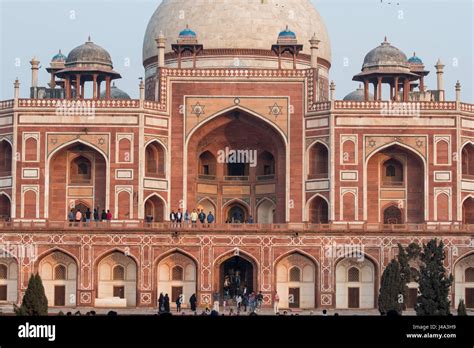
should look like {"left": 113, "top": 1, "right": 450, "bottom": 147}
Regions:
{"left": 408, "top": 53, "right": 423, "bottom": 64}
{"left": 52, "top": 50, "right": 67, "bottom": 62}
{"left": 278, "top": 26, "right": 296, "bottom": 39}
{"left": 179, "top": 26, "right": 197, "bottom": 38}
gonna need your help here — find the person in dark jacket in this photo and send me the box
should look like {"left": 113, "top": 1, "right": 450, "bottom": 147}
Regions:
{"left": 189, "top": 293, "right": 197, "bottom": 312}
{"left": 176, "top": 294, "right": 182, "bottom": 312}
{"left": 164, "top": 294, "right": 170, "bottom": 313}
{"left": 158, "top": 292, "right": 164, "bottom": 313}
{"left": 101, "top": 209, "right": 107, "bottom": 221}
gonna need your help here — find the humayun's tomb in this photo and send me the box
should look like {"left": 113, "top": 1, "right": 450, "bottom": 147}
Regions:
{"left": 0, "top": 0, "right": 473, "bottom": 312}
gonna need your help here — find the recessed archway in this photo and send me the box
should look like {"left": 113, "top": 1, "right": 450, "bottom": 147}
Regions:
{"left": 275, "top": 252, "right": 317, "bottom": 309}
{"left": 367, "top": 144, "right": 425, "bottom": 223}
{"left": 0, "top": 193, "right": 11, "bottom": 221}
{"left": 38, "top": 251, "right": 77, "bottom": 307}
{"left": 0, "top": 251, "right": 18, "bottom": 303}
{"left": 336, "top": 255, "right": 377, "bottom": 309}
{"left": 156, "top": 252, "right": 197, "bottom": 309}
{"left": 96, "top": 251, "right": 137, "bottom": 307}
{"left": 257, "top": 198, "right": 275, "bottom": 224}
{"left": 49, "top": 142, "right": 107, "bottom": 221}
{"left": 308, "top": 195, "right": 329, "bottom": 223}
{"left": 454, "top": 253, "right": 474, "bottom": 309}
{"left": 186, "top": 109, "right": 287, "bottom": 223}
{"left": 144, "top": 194, "right": 165, "bottom": 223}
{"left": 0, "top": 140, "right": 12, "bottom": 177}
{"left": 462, "top": 197, "right": 474, "bottom": 224}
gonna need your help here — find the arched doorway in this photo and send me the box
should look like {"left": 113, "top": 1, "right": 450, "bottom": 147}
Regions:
{"left": 145, "top": 141, "right": 166, "bottom": 178}
{"left": 96, "top": 251, "right": 137, "bottom": 307}
{"left": 157, "top": 252, "right": 197, "bottom": 308}
{"left": 217, "top": 254, "right": 256, "bottom": 301}
{"left": 309, "top": 196, "right": 329, "bottom": 223}
{"left": 336, "top": 257, "right": 376, "bottom": 309}
{"left": 276, "top": 253, "right": 317, "bottom": 309}
{"left": 463, "top": 197, "right": 474, "bottom": 224}
{"left": 0, "top": 252, "right": 17, "bottom": 303}
{"left": 462, "top": 143, "right": 474, "bottom": 179}
{"left": 257, "top": 199, "right": 275, "bottom": 224}
{"left": 186, "top": 109, "right": 287, "bottom": 223}
{"left": 197, "top": 198, "right": 216, "bottom": 221}
{"left": 38, "top": 251, "right": 77, "bottom": 307}
{"left": 367, "top": 145, "right": 424, "bottom": 223}
{"left": 0, "top": 194, "right": 11, "bottom": 221}
{"left": 454, "top": 253, "right": 474, "bottom": 308}
{"left": 225, "top": 203, "right": 248, "bottom": 223}
{"left": 308, "top": 142, "right": 329, "bottom": 179}
{"left": 383, "top": 204, "right": 403, "bottom": 224}
{"left": 144, "top": 195, "right": 165, "bottom": 222}
{"left": 49, "top": 142, "right": 106, "bottom": 221}
{"left": 0, "top": 140, "right": 12, "bottom": 177}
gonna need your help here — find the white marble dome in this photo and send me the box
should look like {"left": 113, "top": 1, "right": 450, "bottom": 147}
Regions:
{"left": 143, "top": 0, "right": 331, "bottom": 65}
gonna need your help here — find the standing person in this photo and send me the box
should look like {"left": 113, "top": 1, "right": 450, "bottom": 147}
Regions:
{"left": 164, "top": 294, "right": 170, "bottom": 313}
{"left": 75, "top": 209, "right": 82, "bottom": 224}
{"left": 274, "top": 292, "right": 280, "bottom": 314}
{"left": 176, "top": 209, "right": 183, "bottom": 226}
{"left": 158, "top": 293, "right": 164, "bottom": 313}
{"left": 198, "top": 209, "right": 206, "bottom": 224}
{"left": 106, "top": 210, "right": 112, "bottom": 221}
{"left": 207, "top": 211, "right": 215, "bottom": 224}
{"left": 236, "top": 294, "right": 242, "bottom": 312}
{"left": 248, "top": 215, "right": 254, "bottom": 224}
{"left": 176, "top": 294, "right": 182, "bottom": 313}
{"left": 184, "top": 210, "right": 190, "bottom": 225}
{"left": 257, "top": 291, "right": 263, "bottom": 312}
{"left": 68, "top": 209, "right": 75, "bottom": 226}
{"left": 169, "top": 210, "right": 176, "bottom": 227}
{"left": 189, "top": 293, "right": 197, "bottom": 312}
{"left": 93, "top": 208, "right": 99, "bottom": 223}
{"left": 242, "top": 293, "right": 248, "bottom": 312}
{"left": 190, "top": 209, "right": 198, "bottom": 227}
{"left": 101, "top": 209, "right": 107, "bottom": 222}
{"left": 85, "top": 208, "right": 92, "bottom": 223}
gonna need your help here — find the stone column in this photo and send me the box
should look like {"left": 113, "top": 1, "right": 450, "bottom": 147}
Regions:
{"left": 92, "top": 74, "right": 98, "bottom": 99}
{"left": 329, "top": 81, "right": 336, "bottom": 101}
{"left": 435, "top": 59, "right": 445, "bottom": 101}
{"left": 75, "top": 74, "right": 81, "bottom": 99}
{"left": 13, "top": 79, "right": 20, "bottom": 99}
{"left": 156, "top": 31, "right": 166, "bottom": 68}
{"left": 105, "top": 76, "right": 111, "bottom": 99}
{"left": 364, "top": 79, "right": 369, "bottom": 101}
{"left": 377, "top": 76, "right": 383, "bottom": 101}
{"left": 394, "top": 77, "right": 399, "bottom": 102}
{"left": 309, "top": 34, "right": 320, "bottom": 69}
{"left": 455, "top": 80, "right": 461, "bottom": 103}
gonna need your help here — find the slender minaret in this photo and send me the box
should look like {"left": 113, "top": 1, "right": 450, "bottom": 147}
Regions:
{"left": 139, "top": 78, "right": 145, "bottom": 101}
{"left": 14, "top": 78, "right": 20, "bottom": 99}
{"left": 435, "top": 59, "right": 445, "bottom": 101}
{"left": 156, "top": 31, "right": 166, "bottom": 68}
{"left": 30, "top": 57, "right": 40, "bottom": 98}
{"left": 309, "top": 33, "right": 320, "bottom": 69}
{"left": 455, "top": 80, "right": 461, "bottom": 103}
{"left": 330, "top": 81, "right": 336, "bottom": 101}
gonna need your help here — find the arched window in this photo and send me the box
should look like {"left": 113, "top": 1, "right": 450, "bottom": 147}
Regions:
{"left": 70, "top": 156, "right": 92, "bottom": 184}
{"left": 462, "top": 144, "right": 474, "bottom": 177}
{"left": 199, "top": 151, "right": 217, "bottom": 177}
{"left": 113, "top": 265, "right": 125, "bottom": 281}
{"left": 0, "top": 264, "right": 7, "bottom": 279}
{"left": 172, "top": 266, "right": 184, "bottom": 281}
{"left": 0, "top": 141, "right": 12, "bottom": 176}
{"left": 386, "top": 165, "right": 396, "bottom": 177}
{"left": 145, "top": 142, "right": 165, "bottom": 177}
{"left": 54, "top": 265, "right": 67, "bottom": 280}
{"left": 466, "top": 267, "right": 474, "bottom": 282}
{"left": 289, "top": 267, "right": 301, "bottom": 282}
{"left": 309, "top": 143, "right": 328, "bottom": 179}
{"left": 258, "top": 151, "right": 275, "bottom": 176}
{"left": 382, "top": 159, "right": 403, "bottom": 186}
{"left": 384, "top": 205, "right": 403, "bottom": 224}
{"left": 348, "top": 267, "right": 360, "bottom": 282}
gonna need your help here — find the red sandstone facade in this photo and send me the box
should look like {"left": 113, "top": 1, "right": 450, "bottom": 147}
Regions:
{"left": 0, "top": 0, "right": 473, "bottom": 311}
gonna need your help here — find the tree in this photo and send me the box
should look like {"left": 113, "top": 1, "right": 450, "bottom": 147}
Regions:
{"left": 397, "top": 244, "right": 410, "bottom": 305}
{"left": 457, "top": 299, "right": 467, "bottom": 316}
{"left": 415, "top": 239, "right": 453, "bottom": 316}
{"left": 14, "top": 273, "right": 48, "bottom": 316}
{"left": 378, "top": 259, "right": 405, "bottom": 315}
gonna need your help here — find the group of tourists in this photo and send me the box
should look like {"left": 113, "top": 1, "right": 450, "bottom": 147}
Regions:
{"left": 158, "top": 292, "right": 198, "bottom": 313}
{"left": 168, "top": 208, "right": 216, "bottom": 226}
{"left": 68, "top": 207, "right": 112, "bottom": 224}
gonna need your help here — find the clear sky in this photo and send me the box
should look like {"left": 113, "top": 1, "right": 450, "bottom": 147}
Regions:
{"left": 0, "top": 0, "right": 472, "bottom": 101}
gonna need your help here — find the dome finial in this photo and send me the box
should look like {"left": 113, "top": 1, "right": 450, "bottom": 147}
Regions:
{"left": 88, "top": 35, "right": 92, "bottom": 42}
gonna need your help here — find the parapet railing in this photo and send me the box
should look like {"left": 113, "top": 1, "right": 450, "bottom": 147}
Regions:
{"left": 0, "top": 221, "right": 473, "bottom": 233}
